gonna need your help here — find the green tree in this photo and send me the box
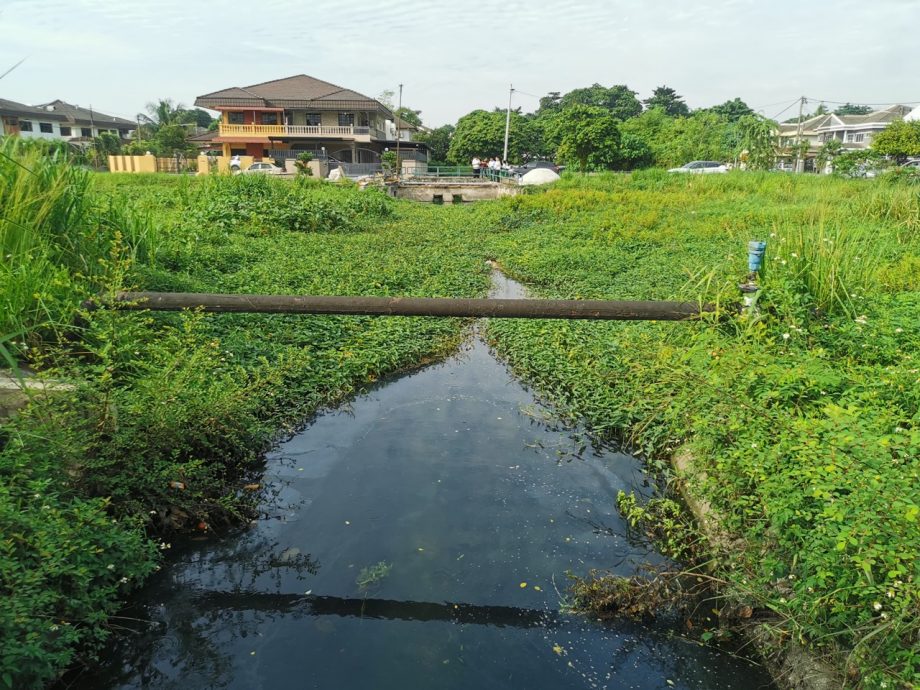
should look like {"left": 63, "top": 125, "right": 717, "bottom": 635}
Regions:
{"left": 189, "top": 108, "right": 214, "bottom": 129}
{"left": 152, "top": 123, "right": 194, "bottom": 157}
{"left": 447, "top": 109, "right": 536, "bottom": 164}
{"left": 537, "top": 91, "right": 562, "bottom": 115}
{"left": 416, "top": 124, "right": 454, "bottom": 163}
{"left": 811, "top": 103, "right": 829, "bottom": 117}
{"left": 559, "top": 84, "right": 642, "bottom": 121}
{"left": 736, "top": 114, "right": 778, "bottom": 170}
{"left": 615, "top": 132, "right": 653, "bottom": 170}
{"left": 394, "top": 107, "right": 422, "bottom": 127}
{"left": 548, "top": 104, "right": 621, "bottom": 171}
{"left": 815, "top": 138, "right": 843, "bottom": 172}
{"left": 619, "top": 107, "right": 674, "bottom": 166}
{"left": 139, "top": 98, "right": 187, "bottom": 130}
{"left": 834, "top": 103, "right": 872, "bottom": 116}
{"left": 709, "top": 97, "right": 753, "bottom": 122}
{"left": 871, "top": 120, "right": 920, "bottom": 161}
{"left": 643, "top": 86, "right": 690, "bottom": 117}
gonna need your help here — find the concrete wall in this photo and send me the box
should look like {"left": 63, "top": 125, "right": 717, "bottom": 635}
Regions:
{"left": 195, "top": 155, "right": 256, "bottom": 175}
{"left": 108, "top": 154, "right": 157, "bottom": 173}
{"left": 393, "top": 182, "right": 521, "bottom": 202}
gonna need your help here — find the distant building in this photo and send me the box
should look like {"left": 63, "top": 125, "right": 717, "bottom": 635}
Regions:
{"left": 775, "top": 105, "right": 913, "bottom": 171}
{"left": 778, "top": 105, "right": 913, "bottom": 151}
{"left": 0, "top": 97, "right": 135, "bottom": 141}
{"left": 194, "top": 74, "right": 427, "bottom": 165}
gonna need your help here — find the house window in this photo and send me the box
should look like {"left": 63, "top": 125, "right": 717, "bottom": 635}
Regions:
{"left": 81, "top": 127, "right": 92, "bottom": 137}
{"left": 305, "top": 113, "right": 321, "bottom": 126}
{"left": 338, "top": 113, "right": 355, "bottom": 127}
{"left": 60, "top": 126, "right": 72, "bottom": 136}
{"left": 227, "top": 112, "right": 245, "bottom": 125}
{"left": 845, "top": 133, "right": 854, "bottom": 143}
{"left": 20, "top": 120, "right": 33, "bottom": 132}
{"left": 261, "top": 112, "right": 278, "bottom": 125}
{"left": 39, "top": 122, "right": 53, "bottom": 133}
{"left": 854, "top": 133, "right": 865, "bottom": 143}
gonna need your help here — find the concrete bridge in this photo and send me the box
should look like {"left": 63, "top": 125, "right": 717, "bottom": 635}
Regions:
{"left": 389, "top": 177, "right": 521, "bottom": 203}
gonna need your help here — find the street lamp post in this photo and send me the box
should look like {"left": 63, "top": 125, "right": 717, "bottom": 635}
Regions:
{"left": 503, "top": 84, "right": 514, "bottom": 163}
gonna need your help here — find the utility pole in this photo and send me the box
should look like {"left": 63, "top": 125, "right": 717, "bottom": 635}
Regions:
{"left": 395, "top": 83, "right": 403, "bottom": 181}
{"left": 794, "top": 96, "right": 806, "bottom": 173}
{"left": 503, "top": 83, "right": 514, "bottom": 163}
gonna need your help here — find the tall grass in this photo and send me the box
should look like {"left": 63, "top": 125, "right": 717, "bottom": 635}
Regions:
{"left": 768, "top": 215, "right": 889, "bottom": 316}
{"left": 0, "top": 138, "right": 156, "bottom": 350}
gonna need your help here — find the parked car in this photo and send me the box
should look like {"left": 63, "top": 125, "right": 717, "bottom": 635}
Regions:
{"left": 511, "top": 160, "right": 560, "bottom": 176}
{"left": 900, "top": 159, "right": 920, "bottom": 170}
{"left": 668, "top": 161, "right": 728, "bottom": 174}
{"left": 243, "top": 161, "right": 283, "bottom": 175}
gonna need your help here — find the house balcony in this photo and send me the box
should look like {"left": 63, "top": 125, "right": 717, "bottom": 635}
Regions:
{"left": 218, "top": 123, "right": 386, "bottom": 143}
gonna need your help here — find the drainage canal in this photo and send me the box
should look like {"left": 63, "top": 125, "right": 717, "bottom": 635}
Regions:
{"left": 72, "top": 274, "right": 775, "bottom": 690}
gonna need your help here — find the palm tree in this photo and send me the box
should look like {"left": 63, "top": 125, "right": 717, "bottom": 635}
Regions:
{"left": 137, "top": 99, "right": 195, "bottom": 134}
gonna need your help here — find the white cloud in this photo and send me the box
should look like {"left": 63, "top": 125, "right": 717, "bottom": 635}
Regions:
{"left": 0, "top": 0, "right": 916, "bottom": 126}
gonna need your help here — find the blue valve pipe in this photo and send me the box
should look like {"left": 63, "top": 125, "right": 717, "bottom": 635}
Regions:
{"left": 747, "top": 240, "right": 767, "bottom": 273}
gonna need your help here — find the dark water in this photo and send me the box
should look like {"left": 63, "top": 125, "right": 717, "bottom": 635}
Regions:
{"left": 74, "top": 274, "right": 774, "bottom": 690}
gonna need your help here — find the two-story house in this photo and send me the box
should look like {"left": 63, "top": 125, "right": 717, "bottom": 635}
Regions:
{"left": 35, "top": 100, "right": 136, "bottom": 141}
{"left": 0, "top": 98, "right": 64, "bottom": 138}
{"left": 0, "top": 97, "right": 135, "bottom": 141}
{"left": 195, "top": 74, "right": 427, "bottom": 165}
{"left": 777, "top": 105, "right": 913, "bottom": 153}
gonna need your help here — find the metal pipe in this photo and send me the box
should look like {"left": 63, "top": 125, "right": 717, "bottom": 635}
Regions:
{"left": 100, "top": 292, "right": 712, "bottom": 321}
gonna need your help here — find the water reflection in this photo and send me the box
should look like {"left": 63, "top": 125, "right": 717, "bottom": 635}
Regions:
{"left": 69, "top": 271, "right": 774, "bottom": 690}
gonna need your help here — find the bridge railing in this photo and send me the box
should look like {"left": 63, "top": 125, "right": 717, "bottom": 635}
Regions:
{"left": 400, "top": 166, "right": 519, "bottom": 183}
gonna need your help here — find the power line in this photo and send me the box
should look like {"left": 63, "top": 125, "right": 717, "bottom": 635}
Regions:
{"left": 513, "top": 89, "right": 542, "bottom": 100}
{"left": 768, "top": 98, "right": 802, "bottom": 121}
{"left": 805, "top": 96, "right": 920, "bottom": 106}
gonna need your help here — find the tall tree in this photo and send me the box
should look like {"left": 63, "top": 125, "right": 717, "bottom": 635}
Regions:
{"left": 537, "top": 91, "right": 562, "bottom": 115}
{"left": 643, "top": 86, "right": 690, "bottom": 117}
{"left": 394, "top": 107, "right": 422, "bottom": 127}
{"left": 548, "top": 104, "right": 621, "bottom": 171}
{"left": 709, "top": 97, "right": 753, "bottom": 122}
{"left": 447, "top": 109, "right": 536, "bottom": 164}
{"left": 736, "top": 114, "right": 778, "bottom": 170}
{"left": 139, "top": 98, "right": 188, "bottom": 130}
{"left": 834, "top": 103, "right": 872, "bottom": 116}
{"left": 559, "top": 84, "right": 642, "bottom": 121}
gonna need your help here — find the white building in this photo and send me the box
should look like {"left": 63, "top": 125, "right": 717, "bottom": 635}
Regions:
{"left": 0, "top": 97, "right": 135, "bottom": 141}
{"left": 777, "top": 105, "right": 913, "bottom": 152}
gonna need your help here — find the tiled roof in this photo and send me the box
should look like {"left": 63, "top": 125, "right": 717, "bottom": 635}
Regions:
{"left": 815, "top": 105, "right": 913, "bottom": 130}
{"left": 195, "top": 74, "right": 391, "bottom": 114}
{"left": 777, "top": 113, "right": 832, "bottom": 135}
{"left": 0, "top": 97, "right": 66, "bottom": 120}
{"left": 35, "top": 100, "right": 135, "bottom": 127}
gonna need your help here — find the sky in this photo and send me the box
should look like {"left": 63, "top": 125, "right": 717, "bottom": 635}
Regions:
{"left": 1, "top": 0, "right": 919, "bottom": 126}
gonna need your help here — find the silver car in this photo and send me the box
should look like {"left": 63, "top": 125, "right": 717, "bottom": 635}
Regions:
{"left": 668, "top": 161, "right": 728, "bottom": 174}
{"left": 243, "top": 162, "right": 283, "bottom": 175}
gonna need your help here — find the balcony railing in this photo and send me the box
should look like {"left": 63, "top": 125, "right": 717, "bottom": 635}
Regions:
{"left": 219, "top": 124, "right": 379, "bottom": 138}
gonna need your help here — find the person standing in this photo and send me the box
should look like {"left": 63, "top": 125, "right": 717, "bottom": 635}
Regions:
{"left": 472, "top": 156, "right": 481, "bottom": 178}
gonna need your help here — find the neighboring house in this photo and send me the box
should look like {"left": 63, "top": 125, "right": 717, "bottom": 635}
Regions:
{"left": 0, "top": 97, "right": 66, "bottom": 138}
{"left": 194, "top": 74, "right": 428, "bottom": 165}
{"left": 35, "top": 100, "right": 136, "bottom": 141}
{"left": 188, "top": 129, "right": 220, "bottom": 154}
{"left": 0, "top": 97, "right": 135, "bottom": 142}
{"left": 777, "top": 105, "right": 913, "bottom": 156}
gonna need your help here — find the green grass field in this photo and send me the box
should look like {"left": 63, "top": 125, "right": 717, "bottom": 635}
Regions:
{"left": 1, "top": 163, "right": 917, "bottom": 688}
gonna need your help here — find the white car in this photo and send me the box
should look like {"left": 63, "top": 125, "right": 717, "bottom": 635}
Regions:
{"left": 668, "top": 161, "right": 728, "bottom": 174}
{"left": 242, "top": 162, "right": 283, "bottom": 175}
